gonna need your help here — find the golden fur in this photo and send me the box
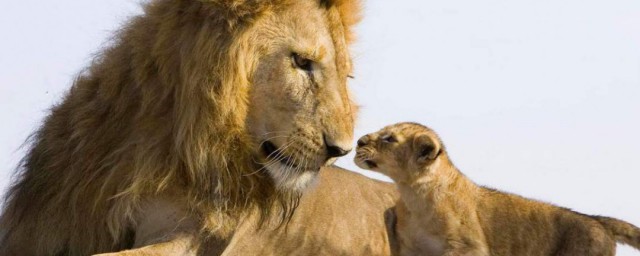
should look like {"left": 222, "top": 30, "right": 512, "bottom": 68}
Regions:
{"left": 95, "top": 167, "right": 400, "bottom": 256}
{"left": 355, "top": 122, "right": 640, "bottom": 256}
{"left": 0, "top": 0, "right": 369, "bottom": 255}
{"left": 218, "top": 167, "right": 399, "bottom": 255}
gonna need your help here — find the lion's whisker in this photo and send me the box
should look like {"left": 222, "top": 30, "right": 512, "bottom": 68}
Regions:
{"left": 246, "top": 141, "right": 295, "bottom": 176}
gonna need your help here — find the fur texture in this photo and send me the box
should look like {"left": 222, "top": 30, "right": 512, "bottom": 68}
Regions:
{"left": 0, "top": 0, "right": 362, "bottom": 255}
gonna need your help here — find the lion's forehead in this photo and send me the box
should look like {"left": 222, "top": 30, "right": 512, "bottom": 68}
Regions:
{"left": 258, "top": 2, "right": 353, "bottom": 75}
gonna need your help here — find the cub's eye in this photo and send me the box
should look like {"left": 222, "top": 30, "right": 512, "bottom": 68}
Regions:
{"left": 381, "top": 134, "right": 396, "bottom": 143}
{"left": 292, "top": 53, "right": 313, "bottom": 72}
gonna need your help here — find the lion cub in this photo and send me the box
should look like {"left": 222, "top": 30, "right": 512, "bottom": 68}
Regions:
{"left": 355, "top": 122, "right": 640, "bottom": 256}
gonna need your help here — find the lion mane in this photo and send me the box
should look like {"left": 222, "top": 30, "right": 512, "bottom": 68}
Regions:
{"left": 0, "top": 0, "right": 361, "bottom": 255}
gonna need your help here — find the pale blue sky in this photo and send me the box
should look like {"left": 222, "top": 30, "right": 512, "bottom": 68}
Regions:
{"left": 1, "top": 1, "right": 639, "bottom": 254}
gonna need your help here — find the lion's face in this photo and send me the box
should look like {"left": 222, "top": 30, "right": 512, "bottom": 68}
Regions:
{"left": 246, "top": 1, "right": 356, "bottom": 191}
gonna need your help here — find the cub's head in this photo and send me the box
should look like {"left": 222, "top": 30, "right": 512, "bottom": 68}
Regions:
{"left": 354, "top": 122, "right": 444, "bottom": 183}
{"left": 245, "top": 0, "right": 360, "bottom": 191}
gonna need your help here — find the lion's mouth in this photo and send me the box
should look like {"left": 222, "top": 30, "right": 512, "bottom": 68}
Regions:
{"left": 262, "top": 141, "right": 299, "bottom": 168}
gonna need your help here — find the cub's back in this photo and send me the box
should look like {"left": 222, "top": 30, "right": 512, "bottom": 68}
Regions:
{"left": 476, "top": 187, "right": 607, "bottom": 256}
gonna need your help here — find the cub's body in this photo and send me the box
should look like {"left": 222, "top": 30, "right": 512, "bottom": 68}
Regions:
{"left": 355, "top": 122, "right": 640, "bottom": 256}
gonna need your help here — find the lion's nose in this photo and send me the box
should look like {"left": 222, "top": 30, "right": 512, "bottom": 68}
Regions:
{"left": 324, "top": 135, "right": 352, "bottom": 158}
{"left": 326, "top": 144, "right": 351, "bottom": 158}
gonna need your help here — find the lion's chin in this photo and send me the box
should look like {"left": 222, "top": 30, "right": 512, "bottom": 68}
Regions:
{"left": 267, "top": 163, "right": 319, "bottom": 192}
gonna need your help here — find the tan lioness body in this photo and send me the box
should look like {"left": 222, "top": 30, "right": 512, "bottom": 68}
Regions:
{"left": 355, "top": 122, "right": 640, "bottom": 256}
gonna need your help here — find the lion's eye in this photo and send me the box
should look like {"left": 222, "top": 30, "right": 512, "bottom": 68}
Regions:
{"left": 381, "top": 134, "right": 396, "bottom": 143}
{"left": 292, "top": 53, "right": 313, "bottom": 72}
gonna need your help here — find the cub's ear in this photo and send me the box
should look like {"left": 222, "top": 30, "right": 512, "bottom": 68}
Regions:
{"left": 412, "top": 134, "right": 440, "bottom": 163}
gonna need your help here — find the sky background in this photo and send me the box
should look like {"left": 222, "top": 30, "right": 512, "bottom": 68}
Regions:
{"left": 1, "top": 1, "right": 639, "bottom": 254}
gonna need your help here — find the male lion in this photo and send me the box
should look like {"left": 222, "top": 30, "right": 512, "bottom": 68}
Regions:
{"left": 355, "top": 122, "right": 640, "bottom": 256}
{"left": 0, "top": 0, "right": 398, "bottom": 255}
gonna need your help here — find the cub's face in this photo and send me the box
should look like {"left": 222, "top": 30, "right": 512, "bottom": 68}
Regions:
{"left": 354, "top": 123, "right": 442, "bottom": 183}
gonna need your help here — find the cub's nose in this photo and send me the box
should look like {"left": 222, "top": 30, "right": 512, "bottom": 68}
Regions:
{"left": 357, "top": 135, "right": 370, "bottom": 148}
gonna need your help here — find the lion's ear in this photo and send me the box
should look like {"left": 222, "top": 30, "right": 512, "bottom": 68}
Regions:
{"left": 412, "top": 134, "right": 440, "bottom": 163}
